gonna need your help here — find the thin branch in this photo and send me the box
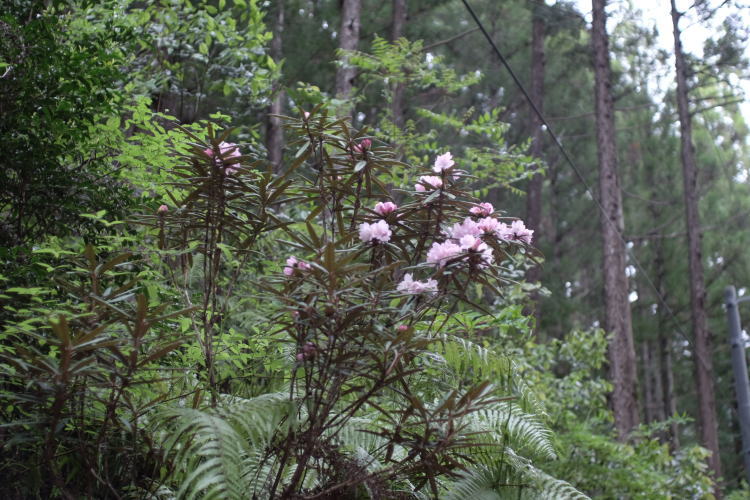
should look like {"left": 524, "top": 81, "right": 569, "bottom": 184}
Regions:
{"left": 691, "top": 98, "right": 745, "bottom": 116}
{"left": 421, "top": 27, "right": 479, "bottom": 52}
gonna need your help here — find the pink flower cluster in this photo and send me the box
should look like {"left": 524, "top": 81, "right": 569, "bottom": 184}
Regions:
{"left": 470, "top": 202, "right": 494, "bottom": 217}
{"left": 204, "top": 141, "right": 242, "bottom": 174}
{"left": 447, "top": 215, "right": 533, "bottom": 245}
{"left": 425, "top": 234, "right": 493, "bottom": 268}
{"left": 426, "top": 240, "right": 462, "bottom": 267}
{"left": 498, "top": 220, "right": 534, "bottom": 245}
{"left": 433, "top": 152, "right": 455, "bottom": 172}
{"left": 415, "top": 152, "right": 461, "bottom": 192}
{"left": 397, "top": 273, "right": 438, "bottom": 295}
{"left": 374, "top": 201, "right": 397, "bottom": 216}
{"left": 415, "top": 175, "right": 443, "bottom": 192}
{"left": 359, "top": 220, "right": 392, "bottom": 243}
{"left": 422, "top": 208, "right": 533, "bottom": 269}
{"left": 284, "top": 256, "right": 311, "bottom": 276}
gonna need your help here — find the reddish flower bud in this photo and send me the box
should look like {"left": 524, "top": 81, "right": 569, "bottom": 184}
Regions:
{"left": 157, "top": 204, "right": 169, "bottom": 214}
{"left": 353, "top": 138, "right": 372, "bottom": 153}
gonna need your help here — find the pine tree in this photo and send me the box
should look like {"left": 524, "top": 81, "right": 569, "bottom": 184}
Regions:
{"left": 670, "top": 0, "right": 722, "bottom": 481}
{"left": 591, "top": 0, "right": 640, "bottom": 439}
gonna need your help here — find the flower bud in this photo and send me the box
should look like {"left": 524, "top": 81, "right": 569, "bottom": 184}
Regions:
{"left": 157, "top": 204, "right": 168, "bottom": 214}
{"left": 353, "top": 138, "right": 372, "bottom": 153}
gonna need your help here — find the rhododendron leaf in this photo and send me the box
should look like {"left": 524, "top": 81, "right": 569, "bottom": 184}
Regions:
{"left": 354, "top": 161, "right": 367, "bottom": 173}
{"left": 305, "top": 221, "right": 321, "bottom": 248}
{"left": 306, "top": 204, "right": 325, "bottom": 223}
{"left": 295, "top": 142, "right": 310, "bottom": 159}
{"left": 422, "top": 190, "right": 441, "bottom": 204}
{"left": 96, "top": 252, "right": 132, "bottom": 276}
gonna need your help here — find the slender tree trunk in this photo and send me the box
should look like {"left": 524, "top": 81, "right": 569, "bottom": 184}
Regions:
{"left": 659, "top": 314, "right": 681, "bottom": 450}
{"left": 391, "top": 0, "right": 407, "bottom": 130}
{"left": 641, "top": 341, "right": 654, "bottom": 423}
{"left": 652, "top": 231, "right": 681, "bottom": 449}
{"left": 266, "top": 0, "right": 285, "bottom": 173}
{"left": 525, "top": 6, "right": 545, "bottom": 331}
{"left": 335, "top": 0, "right": 361, "bottom": 103}
{"left": 642, "top": 338, "right": 666, "bottom": 426}
{"left": 642, "top": 131, "right": 673, "bottom": 444}
{"left": 591, "top": 0, "right": 640, "bottom": 439}
{"left": 670, "top": 0, "right": 722, "bottom": 482}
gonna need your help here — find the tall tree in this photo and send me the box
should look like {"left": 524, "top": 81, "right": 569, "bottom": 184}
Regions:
{"left": 525, "top": 3, "right": 545, "bottom": 328}
{"left": 390, "top": 0, "right": 407, "bottom": 130}
{"left": 670, "top": 0, "right": 722, "bottom": 480}
{"left": 335, "top": 0, "right": 361, "bottom": 101}
{"left": 266, "top": 0, "right": 285, "bottom": 172}
{"left": 591, "top": 0, "right": 640, "bottom": 438}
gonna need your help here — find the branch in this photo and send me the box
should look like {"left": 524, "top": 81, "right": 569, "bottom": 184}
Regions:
{"left": 421, "top": 27, "right": 479, "bottom": 52}
{"left": 547, "top": 103, "right": 659, "bottom": 122}
{"left": 691, "top": 98, "right": 745, "bottom": 116}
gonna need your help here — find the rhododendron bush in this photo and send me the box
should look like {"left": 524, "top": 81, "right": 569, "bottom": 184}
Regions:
{"left": 1, "top": 111, "right": 584, "bottom": 499}
{"left": 148, "top": 109, "right": 576, "bottom": 498}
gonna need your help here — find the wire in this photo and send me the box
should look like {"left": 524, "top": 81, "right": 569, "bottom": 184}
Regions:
{"left": 459, "top": 0, "right": 700, "bottom": 356}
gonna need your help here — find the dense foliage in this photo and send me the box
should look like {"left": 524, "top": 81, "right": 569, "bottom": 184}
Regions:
{"left": 1, "top": 0, "right": 749, "bottom": 498}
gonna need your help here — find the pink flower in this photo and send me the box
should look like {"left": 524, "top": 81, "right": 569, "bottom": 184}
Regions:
{"left": 459, "top": 234, "right": 482, "bottom": 251}
{"left": 415, "top": 175, "right": 443, "bottom": 192}
{"left": 459, "top": 235, "right": 494, "bottom": 266}
{"left": 477, "top": 217, "right": 500, "bottom": 234}
{"left": 157, "top": 204, "right": 168, "bottom": 214}
{"left": 303, "top": 111, "right": 310, "bottom": 119}
{"left": 374, "top": 201, "right": 397, "bottom": 216}
{"left": 470, "top": 202, "right": 494, "bottom": 217}
{"left": 359, "top": 220, "right": 392, "bottom": 243}
{"left": 397, "top": 324, "right": 409, "bottom": 332}
{"left": 426, "top": 240, "right": 462, "bottom": 267}
{"left": 353, "top": 138, "right": 372, "bottom": 153}
{"left": 433, "top": 152, "right": 455, "bottom": 173}
{"left": 449, "top": 218, "right": 481, "bottom": 239}
{"left": 397, "top": 273, "right": 438, "bottom": 294}
{"left": 497, "top": 220, "right": 533, "bottom": 244}
{"left": 204, "top": 141, "right": 242, "bottom": 174}
{"left": 284, "top": 256, "right": 310, "bottom": 276}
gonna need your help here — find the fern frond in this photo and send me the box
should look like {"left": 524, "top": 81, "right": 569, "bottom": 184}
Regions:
{"left": 443, "top": 448, "right": 589, "bottom": 500}
{"left": 505, "top": 447, "right": 590, "bottom": 500}
{"left": 432, "top": 334, "right": 543, "bottom": 414}
{"left": 468, "top": 403, "right": 556, "bottom": 460}
{"left": 155, "top": 392, "right": 298, "bottom": 500}
{"left": 160, "top": 408, "right": 248, "bottom": 500}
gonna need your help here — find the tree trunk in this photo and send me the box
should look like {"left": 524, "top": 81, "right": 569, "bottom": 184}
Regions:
{"left": 591, "top": 0, "right": 640, "bottom": 439}
{"left": 391, "top": 0, "right": 407, "bottom": 130}
{"left": 670, "top": 0, "right": 722, "bottom": 482}
{"left": 335, "top": 0, "right": 362, "bottom": 102}
{"left": 659, "top": 318, "right": 681, "bottom": 450}
{"left": 642, "top": 337, "right": 666, "bottom": 427}
{"left": 525, "top": 6, "right": 545, "bottom": 331}
{"left": 266, "top": 0, "right": 285, "bottom": 173}
{"left": 392, "top": 0, "right": 406, "bottom": 40}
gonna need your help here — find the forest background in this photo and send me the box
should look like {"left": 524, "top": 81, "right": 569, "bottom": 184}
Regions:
{"left": 1, "top": 0, "right": 750, "bottom": 498}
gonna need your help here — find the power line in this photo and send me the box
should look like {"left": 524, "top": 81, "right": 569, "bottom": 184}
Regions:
{"left": 459, "top": 0, "right": 700, "bottom": 355}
